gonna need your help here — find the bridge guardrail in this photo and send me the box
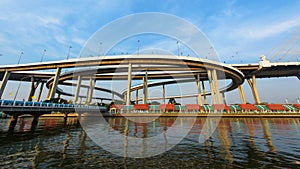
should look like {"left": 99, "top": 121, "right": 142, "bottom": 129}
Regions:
{"left": 0, "top": 99, "right": 102, "bottom": 113}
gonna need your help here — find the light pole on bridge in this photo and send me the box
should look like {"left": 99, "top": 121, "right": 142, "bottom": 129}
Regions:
{"left": 66, "top": 46, "right": 72, "bottom": 60}
{"left": 17, "top": 51, "right": 24, "bottom": 64}
{"left": 40, "top": 49, "right": 46, "bottom": 62}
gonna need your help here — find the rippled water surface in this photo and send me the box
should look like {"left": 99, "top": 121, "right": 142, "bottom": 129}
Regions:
{"left": 0, "top": 116, "right": 300, "bottom": 168}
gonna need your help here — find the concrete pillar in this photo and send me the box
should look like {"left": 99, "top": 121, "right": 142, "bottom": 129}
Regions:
{"left": 202, "top": 81, "right": 207, "bottom": 104}
{"left": 196, "top": 74, "right": 203, "bottom": 106}
{"left": 162, "top": 84, "right": 165, "bottom": 104}
{"left": 142, "top": 70, "right": 148, "bottom": 104}
{"left": 86, "top": 77, "right": 95, "bottom": 104}
{"left": 126, "top": 63, "right": 132, "bottom": 106}
{"left": 74, "top": 76, "right": 82, "bottom": 104}
{"left": 27, "top": 77, "right": 39, "bottom": 101}
{"left": 238, "top": 85, "right": 246, "bottom": 104}
{"left": 31, "top": 115, "right": 40, "bottom": 131}
{"left": 212, "top": 69, "right": 221, "bottom": 104}
{"left": 207, "top": 70, "right": 215, "bottom": 104}
{"left": 46, "top": 84, "right": 52, "bottom": 99}
{"left": 135, "top": 89, "right": 138, "bottom": 104}
{"left": 247, "top": 75, "right": 261, "bottom": 104}
{"left": 37, "top": 82, "right": 44, "bottom": 102}
{"left": 8, "top": 115, "right": 18, "bottom": 133}
{"left": 112, "top": 93, "right": 115, "bottom": 103}
{"left": 0, "top": 71, "right": 11, "bottom": 99}
{"left": 48, "top": 67, "right": 62, "bottom": 99}
{"left": 222, "top": 92, "right": 227, "bottom": 105}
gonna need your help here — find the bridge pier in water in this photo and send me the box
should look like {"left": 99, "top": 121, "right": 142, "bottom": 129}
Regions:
{"left": 31, "top": 114, "right": 40, "bottom": 131}
{"left": 8, "top": 115, "right": 18, "bottom": 133}
{"left": 8, "top": 113, "right": 42, "bottom": 132}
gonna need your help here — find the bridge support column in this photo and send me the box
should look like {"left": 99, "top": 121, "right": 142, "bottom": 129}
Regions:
{"left": 8, "top": 115, "right": 18, "bottom": 133}
{"left": 135, "top": 89, "right": 138, "bottom": 104}
{"left": 86, "top": 77, "right": 95, "bottom": 105}
{"left": 142, "top": 70, "right": 148, "bottom": 104}
{"left": 126, "top": 63, "right": 132, "bottom": 106}
{"left": 31, "top": 114, "right": 40, "bottom": 131}
{"left": 74, "top": 76, "right": 82, "bottom": 104}
{"left": 207, "top": 70, "right": 215, "bottom": 104}
{"left": 212, "top": 69, "right": 221, "bottom": 104}
{"left": 247, "top": 75, "right": 261, "bottom": 104}
{"left": 48, "top": 67, "right": 62, "bottom": 99}
{"left": 222, "top": 92, "right": 227, "bottom": 105}
{"left": 196, "top": 74, "right": 203, "bottom": 106}
{"left": 0, "top": 71, "right": 11, "bottom": 99}
{"left": 202, "top": 81, "right": 207, "bottom": 104}
{"left": 37, "top": 82, "right": 44, "bottom": 102}
{"left": 238, "top": 85, "right": 246, "bottom": 104}
{"left": 162, "top": 84, "right": 165, "bottom": 104}
{"left": 27, "top": 77, "right": 41, "bottom": 101}
{"left": 112, "top": 93, "right": 115, "bottom": 103}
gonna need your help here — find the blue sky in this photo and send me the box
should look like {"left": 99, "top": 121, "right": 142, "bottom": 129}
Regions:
{"left": 0, "top": 0, "right": 299, "bottom": 103}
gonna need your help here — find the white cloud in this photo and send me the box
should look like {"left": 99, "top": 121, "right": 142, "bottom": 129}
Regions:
{"left": 72, "top": 37, "right": 86, "bottom": 46}
{"left": 234, "top": 17, "right": 300, "bottom": 40}
{"left": 37, "top": 16, "right": 61, "bottom": 26}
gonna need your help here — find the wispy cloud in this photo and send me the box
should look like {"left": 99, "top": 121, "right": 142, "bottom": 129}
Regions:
{"left": 233, "top": 17, "right": 300, "bottom": 40}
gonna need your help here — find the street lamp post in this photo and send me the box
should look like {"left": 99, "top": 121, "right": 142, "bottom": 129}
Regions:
{"left": 40, "top": 49, "right": 46, "bottom": 62}
{"left": 17, "top": 52, "right": 24, "bottom": 64}
{"left": 66, "top": 46, "right": 72, "bottom": 60}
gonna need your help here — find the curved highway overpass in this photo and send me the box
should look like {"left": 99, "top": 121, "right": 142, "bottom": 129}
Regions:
{"left": 0, "top": 54, "right": 299, "bottom": 105}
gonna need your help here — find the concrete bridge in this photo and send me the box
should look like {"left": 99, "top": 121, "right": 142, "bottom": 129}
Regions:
{"left": 0, "top": 54, "right": 298, "bottom": 106}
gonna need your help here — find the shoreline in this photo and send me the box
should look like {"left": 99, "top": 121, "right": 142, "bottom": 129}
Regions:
{"left": 1, "top": 112, "right": 299, "bottom": 118}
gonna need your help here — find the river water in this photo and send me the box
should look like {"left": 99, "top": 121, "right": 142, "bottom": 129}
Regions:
{"left": 0, "top": 116, "right": 299, "bottom": 168}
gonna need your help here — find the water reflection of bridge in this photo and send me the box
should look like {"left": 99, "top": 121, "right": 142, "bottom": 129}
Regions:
{"left": 1, "top": 117, "right": 299, "bottom": 167}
